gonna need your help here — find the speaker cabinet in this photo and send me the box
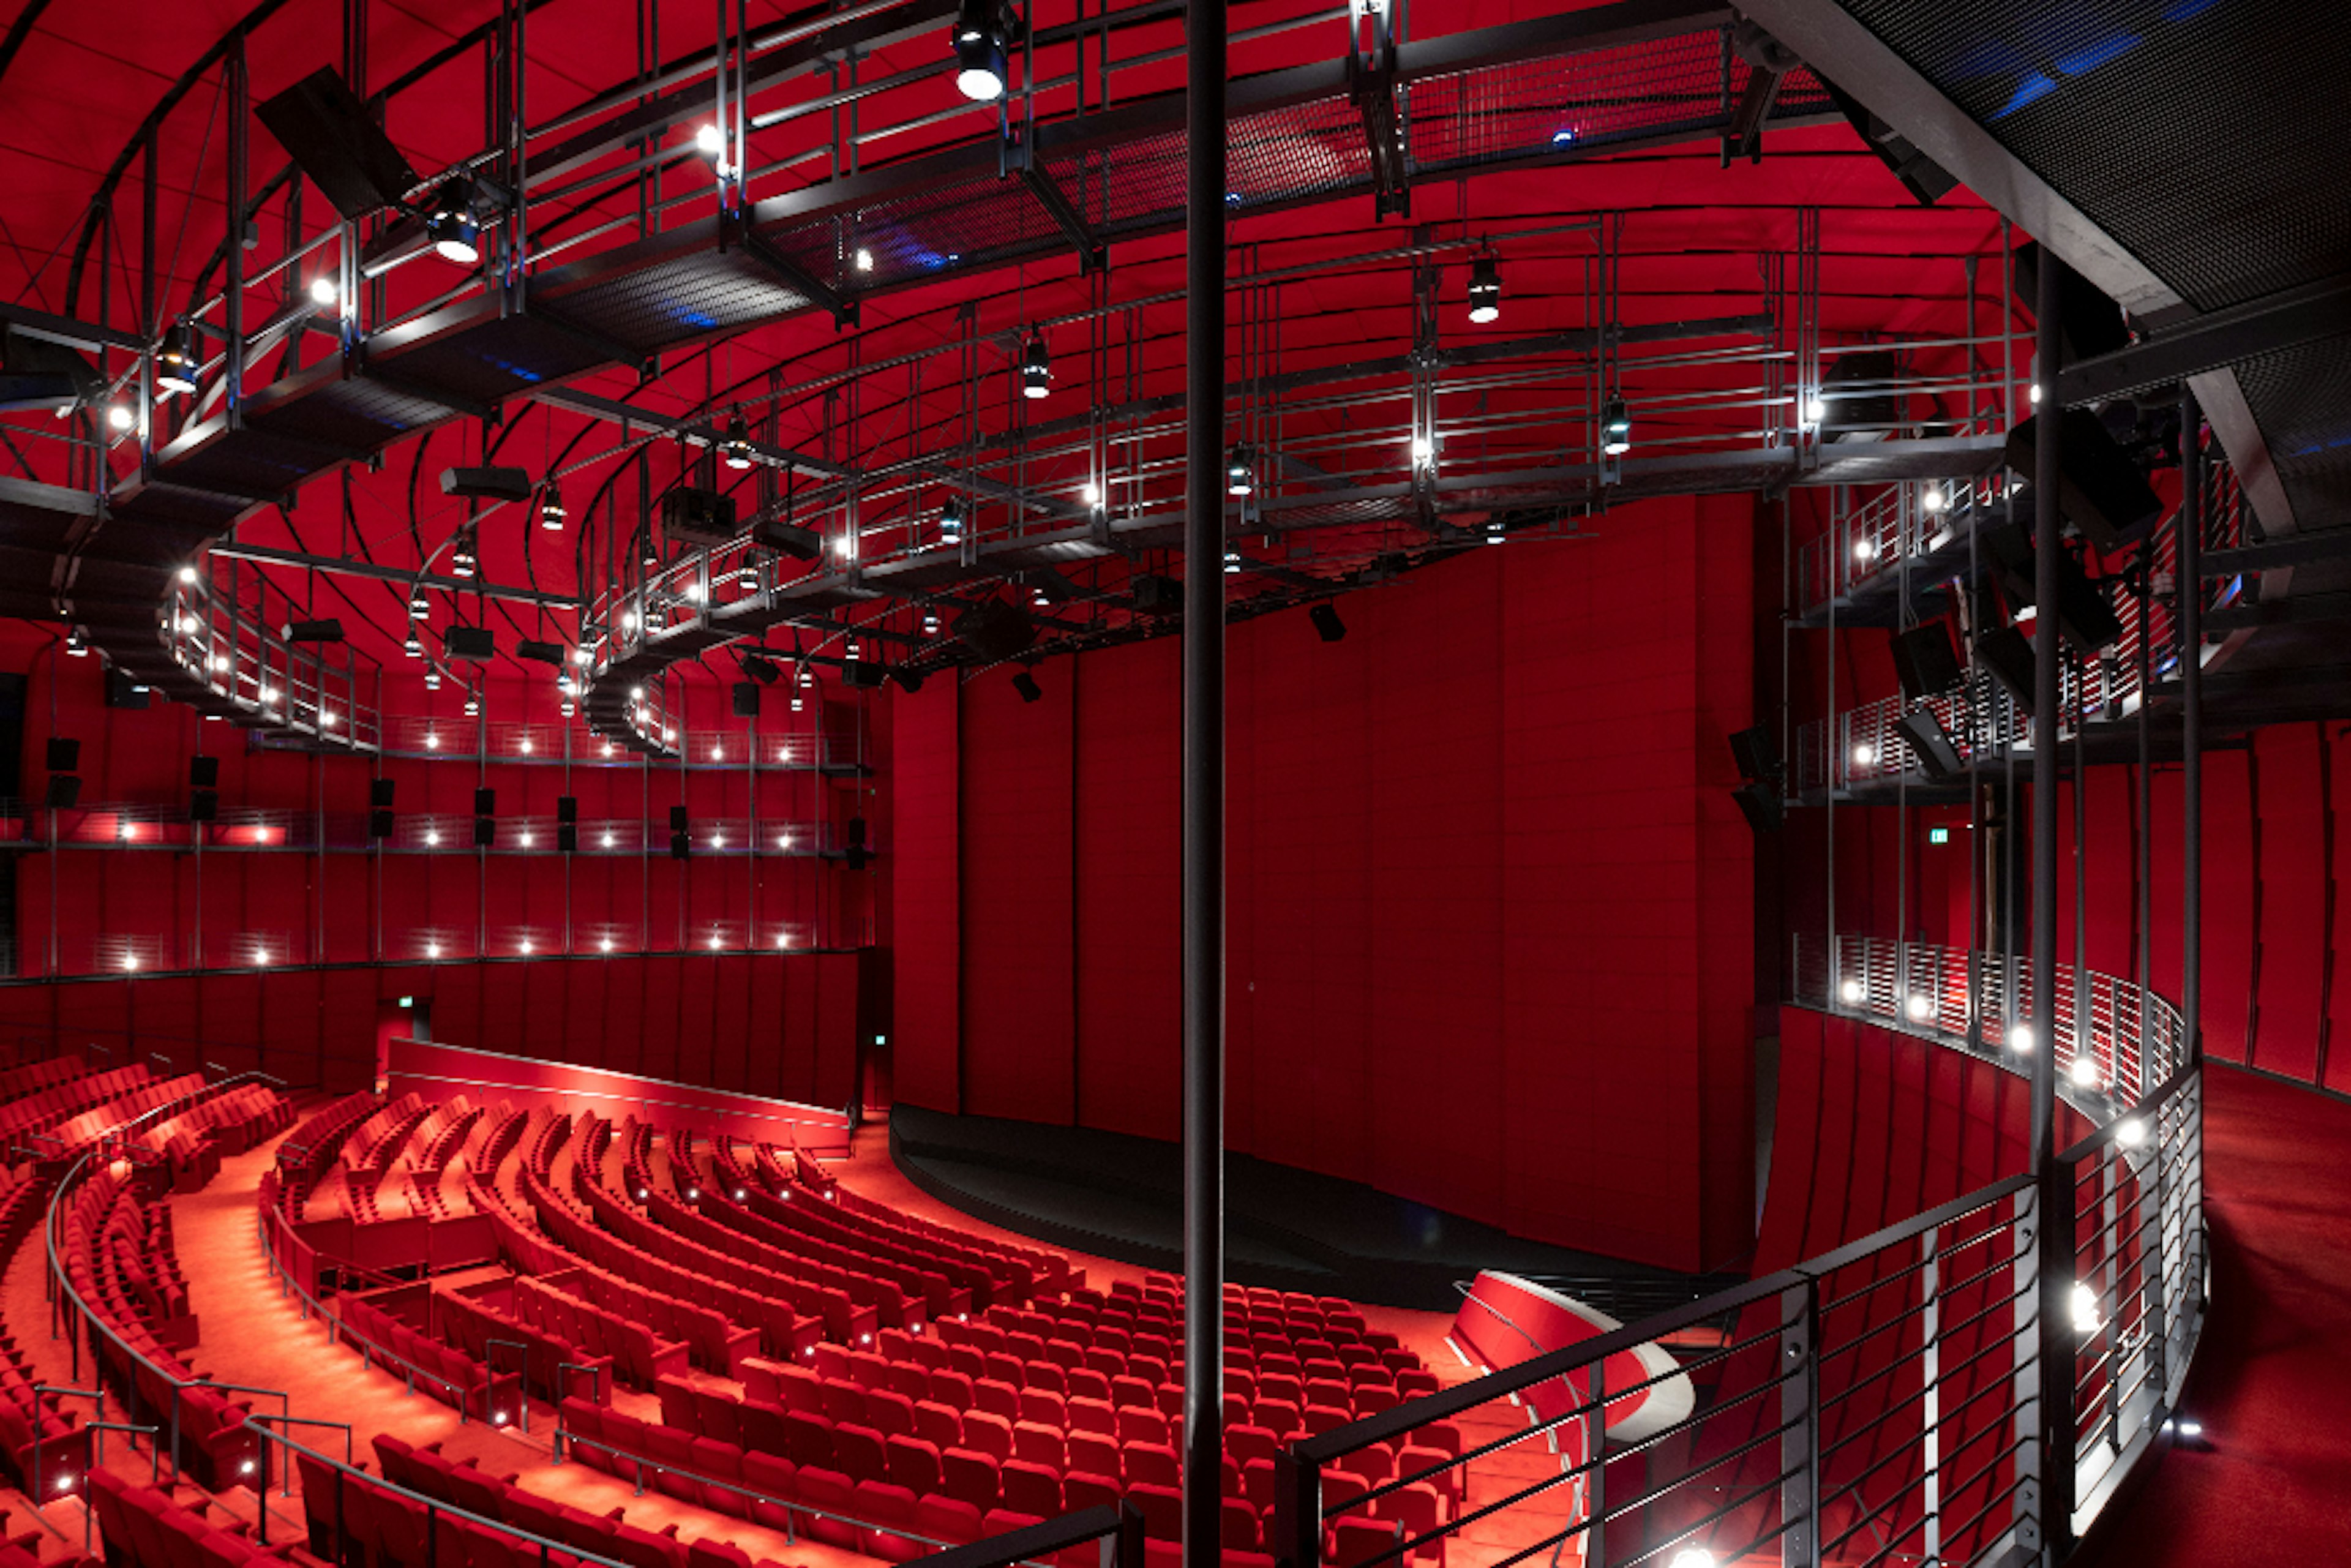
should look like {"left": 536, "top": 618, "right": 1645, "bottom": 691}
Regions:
{"left": 1891, "top": 623, "right": 1965, "bottom": 701}
{"left": 2003, "top": 408, "right": 2162, "bottom": 550}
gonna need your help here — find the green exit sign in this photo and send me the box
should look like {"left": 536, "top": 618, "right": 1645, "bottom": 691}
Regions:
{"left": 1927, "top": 827, "right": 1951, "bottom": 846}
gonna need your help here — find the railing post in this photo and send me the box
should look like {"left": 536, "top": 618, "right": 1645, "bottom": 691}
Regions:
{"left": 1920, "top": 1228, "right": 1942, "bottom": 1568}
{"left": 1779, "top": 1278, "right": 1819, "bottom": 1568}
{"left": 1272, "top": 1449, "right": 1321, "bottom": 1568}
{"left": 1586, "top": 1357, "right": 1608, "bottom": 1568}
{"left": 1101, "top": 1501, "right": 1145, "bottom": 1568}
{"left": 2142, "top": 1092, "right": 2169, "bottom": 1422}
{"left": 2010, "top": 1182, "right": 2044, "bottom": 1564}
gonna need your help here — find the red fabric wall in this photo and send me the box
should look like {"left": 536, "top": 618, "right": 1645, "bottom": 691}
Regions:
{"left": 0, "top": 951, "right": 863, "bottom": 1102}
{"left": 891, "top": 495, "right": 1759, "bottom": 1271}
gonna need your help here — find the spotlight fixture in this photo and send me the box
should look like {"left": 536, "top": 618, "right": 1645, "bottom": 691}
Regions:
{"left": 2070, "top": 1281, "right": 2099, "bottom": 1333}
{"left": 921, "top": 610, "right": 941, "bottom": 636}
{"left": 953, "top": 0, "right": 1008, "bottom": 102}
{"left": 940, "top": 497, "right": 968, "bottom": 543}
{"left": 1839, "top": 978, "right": 1864, "bottom": 1003}
{"left": 1802, "top": 394, "right": 1828, "bottom": 424}
{"left": 1853, "top": 538, "right": 1876, "bottom": 563}
{"left": 410, "top": 587, "right": 430, "bottom": 614}
{"left": 540, "top": 478, "right": 567, "bottom": 531}
{"left": 854, "top": 246, "right": 874, "bottom": 272}
{"left": 1667, "top": 1553, "right": 1715, "bottom": 1568}
{"left": 1309, "top": 603, "right": 1346, "bottom": 643}
{"left": 403, "top": 629, "right": 422, "bottom": 659}
{"left": 1081, "top": 481, "right": 1103, "bottom": 508}
{"left": 107, "top": 403, "right": 135, "bottom": 433}
{"left": 178, "top": 564, "right": 198, "bottom": 584}
{"left": 2070, "top": 1054, "right": 2101, "bottom": 1089}
{"left": 1466, "top": 253, "right": 1502, "bottom": 324}
{"left": 424, "top": 669, "right": 442, "bottom": 690}
{"left": 1031, "top": 586, "right": 1050, "bottom": 609}
{"left": 1921, "top": 485, "right": 1947, "bottom": 514}
{"left": 426, "top": 185, "right": 482, "bottom": 264}
{"left": 1223, "top": 549, "right": 1242, "bottom": 576}
{"left": 308, "top": 274, "right": 340, "bottom": 308}
{"left": 65, "top": 628, "right": 87, "bottom": 657}
{"left": 450, "top": 526, "right": 478, "bottom": 579}
{"left": 156, "top": 321, "right": 200, "bottom": 396}
{"left": 1226, "top": 443, "right": 1254, "bottom": 497}
{"left": 722, "top": 410, "right": 754, "bottom": 470}
{"left": 2116, "top": 1117, "right": 2147, "bottom": 1148}
{"left": 1905, "top": 994, "right": 1932, "bottom": 1021}
{"left": 1851, "top": 743, "right": 1874, "bottom": 767}
{"left": 1011, "top": 670, "right": 1043, "bottom": 703}
{"left": 1601, "top": 398, "right": 1631, "bottom": 456}
{"left": 1409, "top": 433, "right": 1436, "bottom": 467}
{"left": 2009, "top": 1022, "right": 2034, "bottom": 1052}
{"left": 1019, "top": 332, "right": 1051, "bottom": 399}
{"left": 463, "top": 692, "right": 480, "bottom": 718}
{"left": 1485, "top": 519, "right": 1506, "bottom": 546}
{"left": 694, "top": 122, "right": 725, "bottom": 157}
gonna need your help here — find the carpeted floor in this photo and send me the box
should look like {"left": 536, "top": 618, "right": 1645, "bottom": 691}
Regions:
{"left": 2080, "top": 1064, "right": 2351, "bottom": 1568}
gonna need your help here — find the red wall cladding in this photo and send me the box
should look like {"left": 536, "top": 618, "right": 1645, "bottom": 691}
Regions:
{"left": 891, "top": 495, "right": 1760, "bottom": 1272}
{"left": 0, "top": 951, "right": 863, "bottom": 1104}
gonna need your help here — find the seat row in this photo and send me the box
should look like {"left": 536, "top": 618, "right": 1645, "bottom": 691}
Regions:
{"left": 0, "top": 1170, "right": 90, "bottom": 1496}
{"left": 89, "top": 1466, "right": 277, "bottom": 1568}
{"left": 504, "top": 1274, "right": 686, "bottom": 1390}
{"left": 431, "top": 1284, "right": 614, "bottom": 1407}
{"left": 337, "top": 1292, "right": 523, "bottom": 1425}
{"left": 0, "top": 1063, "right": 159, "bottom": 1156}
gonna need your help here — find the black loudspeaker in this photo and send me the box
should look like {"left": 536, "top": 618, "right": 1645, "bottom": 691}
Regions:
{"left": 474, "top": 818, "right": 497, "bottom": 847}
{"left": 846, "top": 817, "right": 867, "bottom": 849}
{"left": 893, "top": 668, "right": 926, "bottom": 695}
{"left": 369, "top": 809, "right": 394, "bottom": 839}
{"left": 2003, "top": 410, "right": 2163, "bottom": 551}
{"left": 473, "top": 787, "right": 496, "bottom": 817}
{"left": 1976, "top": 625, "right": 2038, "bottom": 714}
{"left": 1733, "top": 782, "right": 1782, "bottom": 833}
{"left": 732, "top": 681, "right": 760, "bottom": 718}
{"left": 557, "top": 825, "right": 579, "bottom": 853}
{"left": 517, "top": 639, "right": 565, "bottom": 666}
{"left": 556, "top": 795, "right": 578, "bottom": 823}
{"left": 189, "top": 789, "right": 219, "bottom": 823}
{"left": 105, "top": 670, "right": 151, "bottom": 709}
{"left": 444, "top": 626, "right": 495, "bottom": 662}
{"left": 1729, "top": 726, "right": 1780, "bottom": 782}
{"left": 741, "top": 655, "right": 781, "bottom": 685}
{"left": 842, "top": 663, "right": 886, "bottom": 690}
{"left": 370, "top": 777, "right": 394, "bottom": 808}
{"left": 255, "top": 67, "right": 421, "bottom": 221}
{"left": 190, "top": 756, "right": 220, "bottom": 789}
{"left": 2014, "top": 242, "right": 2131, "bottom": 362}
{"left": 1131, "top": 575, "right": 1183, "bottom": 617}
{"left": 1820, "top": 349, "right": 1900, "bottom": 437}
{"left": 438, "top": 466, "right": 533, "bottom": 503}
{"left": 669, "top": 805, "right": 689, "bottom": 832}
{"left": 753, "top": 520, "right": 822, "bottom": 560}
{"left": 288, "top": 619, "right": 345, "bottom": 643}
{"left": 670, "top": 831, "right": 690, "bottom": 860}
{"left": 661, "top": 487, "right": 739, "bottom": 546}
{"left": 1896, "top": 710, "right": 1966, "bottom": 781}
{"left": 845, "top": 843, "right": 869, "bottom": 871}
{"left": 45, "top": 738, "right": 79, "bottom": 772}
{"left": 44, "top": 775, "right": 81, "bottom": 809}
{"left": 1983, "top": 523, "right": 2124, "bottom": 652}
{"left": 1891, "top": 623, "right": 1965, "bottom": 702}
{"left": 1823, "top": 81, "right": 1956, "bottom": 206}
{"left": 953, "top": 598, "right": 1037, "bottom": 664}
{"left": 1011, "top": 671, "right": 1043, "bottom": 704}
{"left": 1309, "top": 603, "right": 1346, "bottom": 642}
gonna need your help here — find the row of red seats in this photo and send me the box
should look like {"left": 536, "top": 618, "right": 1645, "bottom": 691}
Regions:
{"left": 746, "top": 1139, "right": 1077, "bottom": 1300}
{"left": 89, "top": 1466, "right": 276, "bottom": 1568}
{"left": 0, "top": 1170, "right": 90, "bottom": 1497}
{"left": 274, "top": 1092, "right": 380, "bottom": 1217}
{"left": 0, "top": 1063, "right": 157, "bottom": 1153}
{"left": 513, "top": 1163, "right": 823, "bottom": 1360}
{"left": 350, "top": 1431, "right": 789, "bottom": 1568}
{"left": 0, "top": 1052, "right": 90, "bottom": 1107}
{"left": 507, "top": 1275, "right": 686, "bottom": 1390}
{"left": 686, "top": 1180, "right": 972, "bottom": 1324}
{"left": 699, "top": 1137, "right": 1016, "bottom": 1312}
{"left": 62, "top": 1168, "right": 258, "bottom": 1490}
{"left": 517, "top": 1250, "right": 755, "bottom": 1378}
{"left": 92, "top": 1187, "right": 197, "bottom": 1346}
{"left": 337, "top": 1292, "right": 522, "bottom": 1425}
{"left": 584, "top": 1118, "right": 910, "bottom": 1337}
{"left": 130, "top": 1081, "right": 294, "bottom": 1191}
{"left": 432, "top": 1283, "right": 613, "bottom": 1407}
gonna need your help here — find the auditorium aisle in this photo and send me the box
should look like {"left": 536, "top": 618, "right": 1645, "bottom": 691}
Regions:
{"left": 2083, "top": 1065, "right": 2351, "bottom": 1568}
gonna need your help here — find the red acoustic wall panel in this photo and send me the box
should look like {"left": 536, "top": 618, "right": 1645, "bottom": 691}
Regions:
{"left": 893, "top": 497, "right": 1760, "bottom": 1271}
{"left": 890, "top": 680, "right": 962, "bottom": 1112}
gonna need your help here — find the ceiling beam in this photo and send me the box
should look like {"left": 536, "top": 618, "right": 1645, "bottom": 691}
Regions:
{"left": 2058, "top": 271, "right": 2351, "bottom": 407}
{"left": 208, "top": 541, "right": 583, "bottom": 610}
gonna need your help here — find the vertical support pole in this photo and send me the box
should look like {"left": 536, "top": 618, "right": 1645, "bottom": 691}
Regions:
{"left": 1586, "top": 1357, "right": 1608, "bottom": 1567}
{"left": 225, "top": 32, "right": 248, "bottom": 430}
{"left": 2178, "top": 386, "right": 2202, "bottom": 1068}
{"left": 1779, "top": 1278, "right": 1819, "bottom": 1568}
{"left": 1921, "top": 1229, "right": 1941, "bottom": 1568}
{"left": 2030, "top": 247, "right": 2075, "bottom": 1562}
{"left": 1180, "top": 0, "right": 1228, "bottom": 1563}
{"left": 1272, "top": 1451, "right": 1320, "bottom": 1568}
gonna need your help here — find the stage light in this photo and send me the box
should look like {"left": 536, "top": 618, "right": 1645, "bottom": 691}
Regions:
{"left": 1226, "top": 443, "right": 1254, "bottom": 497}
{"left": 124, "top": 954, "right": 140, "bottom": 973}
{"left": 940, "top": 497, "right": 967, "bottom": 542}
{"left": 831, "top": 531, "right": 857, "bottom": 560}
{"left": 723, "top": 410, "right": 754, "bottom": 470}
{"left": 1012, "top": 670, "right": 1043, "bottom": 703}
{"left": 2116, "top": 1117, "right": 2146, "bottom": 1147}
{"left": 1905, "top": 994, "right": 1932, "bottom": 1021}
{"left": 2030, "top": 382, "right": 2042, "bottom": 405}
{"left": 711, "top": 832, "right": 726, "bottom": 848}
{"left": 1802, "top": 394, "right": 1827, "bottom": 424}
{"left": 178, "top": 564, "right": 198, "bottom": 585}
{"left": 1466, "top": 254, "right": 1501, "bottom": 324}
{"left": 541, "top": 478, "right": 567, "bottom": 530}
{"left": 778, "top": 831, "right": 793, "bottom": 849}
{"left": 309, "top": 275, "right": 339, "bottom": 307}
{"left": 260, "top": 685, "right": 279, "bottom": 707}
{"left": 463, "top": 693, "right": 479, "bottom": 717}
{"left": 427, "top": 942, "right": 441, "bottom": 958}
{"left": 921, "top": 610, "right": 940, "bottom": 636}
{"left": 685, "top": 580, "right": 706, "bottom": 603}
{"left": 2070, "top": 1281, "right": 2099, "bottom": 1333}
{"left": 410, "top": 587, "right": 430, "bottom": 613}
{"left": 212, "top": 655, "right": 231, "bottom": 673}
{"left": 1019, "top": 332, "right": 1051, "bottom": 399}
{"left": 695, "top": 122, "right": 724, "bottom": 157}
{"left": 708, "top": 934, "right": 722, "bottom": 950}
{"left": 426, "top": 830, "right": 441, "bottom": 846}
{"left": 1081, "top": 481, "right": 1102, "bottom": 508}
{"left": 630, "top": 686, "right": 644, "bottom": 700}
{"left": 1851, "top": 743, "right": 1874, "bottom": 767}
{"left": 953, "top": 0, "right": 1008, "bottom": 102}
{"left": 405, "top": 631, "right": 422, "bottom": 659}
{"left": 322, "top": 710, "right": 339, "bottom": 729}
{"left": 1853, "top": 538, "right": 1875, "bottom": 562}
{"left": 1031, "top": 585, "right": 1050, "bottom": 609}
{"left": 711, "top": 744, "right": 722, "bottom": 760}
{"left": 854, "top": 246, "right": 874, "bottom": 272}
{"left": 427, "top": 190, "right": 481, "bottom": 264}
{"left": 1551, "top": 127, "right": 1577, "bottom": 144}
{"left": 520, "top": 938, "right": 534, "bottom": 954}
{"left": 66, "top": 628, "right": 86, "bottom": 656}
{"left": 777, "top": 932, "right": 792, "bottom": 948}
{"left": 450, "top": 527, "right": 477, "bottom": 579}
{"left": 1668, "top": 1552, "right": 1715, "bottom": 1568}
{"left": 1409, "top": 433, "right": 1435, "bottom": 467}
{"left": 2010, "top": 1023, "right": 2034, "bottom": 1052}
{"left": 1921, "top": 486, "right": 1947, "bottom": 514}
{"left": 1310, "top": 603, "right": 1346, "bottom": 642}
{"left": 521, "top": 737, "right": 534, "bottom": 754}
{"left": 107, "top": 403, "right": 135, "bottom": 433}
{"left": 1840, "top": 979, "right": 1864, "bottom": 1003}
{"left": 1485, "top": 519, "right": 1505, "bottom": 546}
{"left": 1223, "top": 550, "right": 1242, "bottom": 576}
{"left": 1601, "top": 398, "right": 1631, "bottom": 456}
{"left": 600, "top": 936, "right": 615, "bottom": 951}
{"left": 2178, "top": 1420, "right": 2202, "bottom": 1438}
{"left": 519, "top": 830, "right": 534, "bottom": 847}
{"left": 156, "top": 321, "right": 200, "bottom": 396}
{"left": 2071, "top": 1054, "right": 2101, "bottom": 1089}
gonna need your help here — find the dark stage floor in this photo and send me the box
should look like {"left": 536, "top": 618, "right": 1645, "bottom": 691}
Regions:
{"left": 889, "top": 1105, "right": 1740, "bottom": 1315}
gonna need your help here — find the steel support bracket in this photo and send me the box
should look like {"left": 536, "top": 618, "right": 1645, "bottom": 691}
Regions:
{"left": 724, "top": 214, "right": 856, "bottom": 328}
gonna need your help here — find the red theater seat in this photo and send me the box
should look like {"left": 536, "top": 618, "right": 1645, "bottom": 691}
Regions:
{"left": 886, "top": 1434, "right": 943, "bottom": 1496}
{"left": 1000, "top": 1459, "right": 1063, "bottom": 1518}
{"left": 942, "top": 1448, "right": 1001, "bottom": 1512}
{"left": 1128, "top": 1483, "right": 1183, "bottom": 1542}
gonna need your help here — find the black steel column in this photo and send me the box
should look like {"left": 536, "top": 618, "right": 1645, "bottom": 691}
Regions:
{"left": 1180, "top": 2, "right": 1228, "bottom": 1567}
{"left": 2180, "top": 387, "right": 2202, "bottom": 1060}
{"left": 2030, "top": 249, "right": 2075, "bottom": 1556}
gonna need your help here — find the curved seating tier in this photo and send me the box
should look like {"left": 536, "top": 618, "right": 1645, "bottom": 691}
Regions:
{"left": 335, "top": 1290, "right": 530, "bottom": 1425}
{"left": 89, "top": 1467, "right": 277, "bottom": 1568}
{"left": 0, "top": 1169, "right": 92, "bottom": 1498}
